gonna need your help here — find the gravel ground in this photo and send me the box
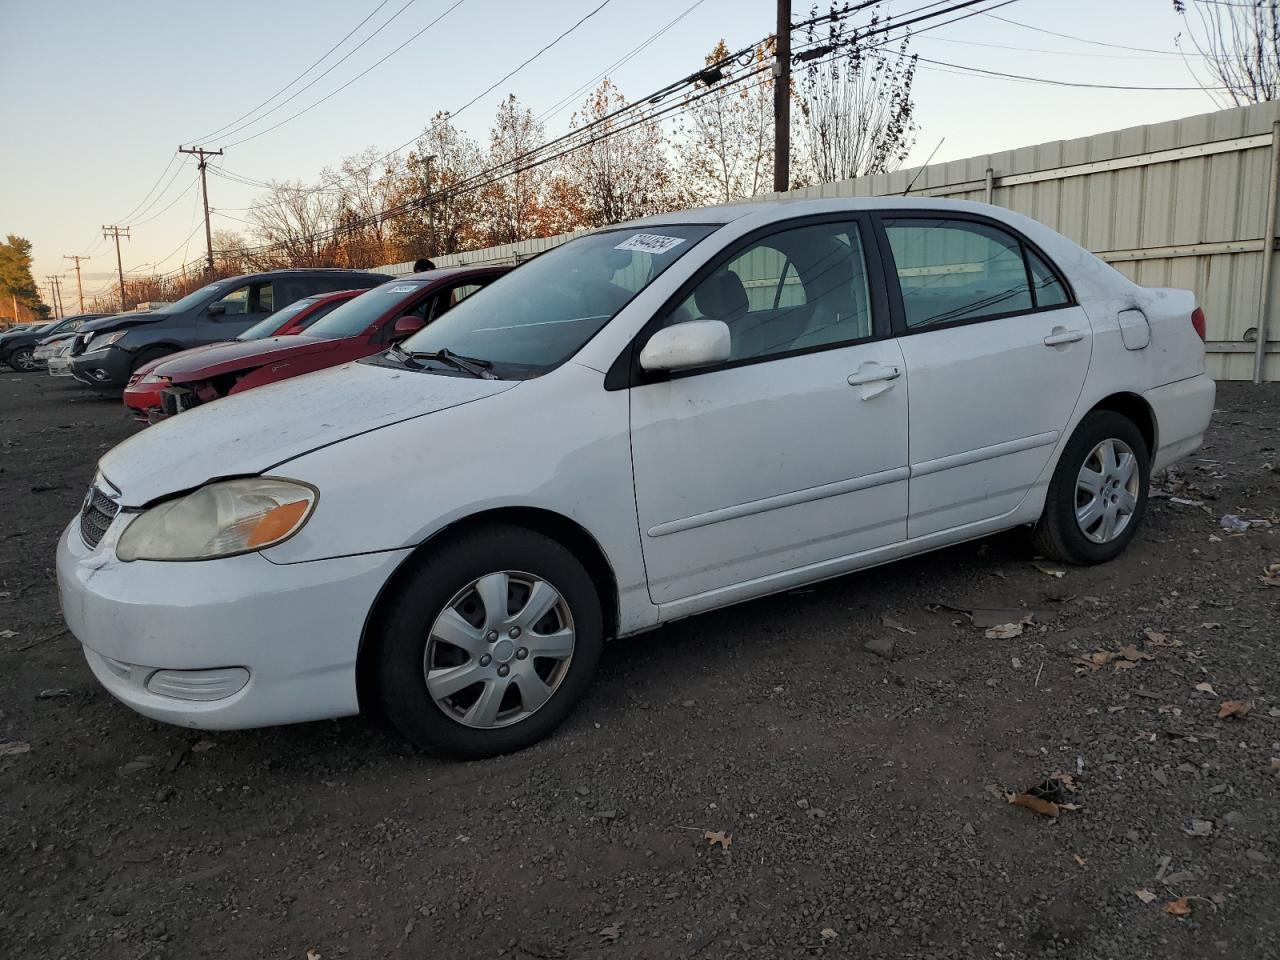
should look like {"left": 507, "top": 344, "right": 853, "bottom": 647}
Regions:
{"left": 1, "top": 374, "right": 1278, "bottom": 960}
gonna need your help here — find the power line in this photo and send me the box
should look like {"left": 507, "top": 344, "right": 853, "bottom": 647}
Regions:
{"left": 132, "top": 173, "right": 201, "bottom": 227}
{"left": 188, "top": 0, "right": 398, "bottom": 145}
{"left": 912, "top": 53, "right": 1231, "bottom": 90}
{"left": 981, "top": 10, "right": 1189, "bottom": 55}
{"left": 223, "top": 0, "right": 469, "bottom": 148}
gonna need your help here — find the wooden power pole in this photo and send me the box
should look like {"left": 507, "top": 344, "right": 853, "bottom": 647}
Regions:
{"left": 773, "top": 0, "right": 791, "bottom": 193}
{"left": 63, "top": 254, "right": 90, "bottom": 313}
{"left": 102, "top": 225, "right": 130, "bottom": 312}
{"left": 179, "top": 145, "right": 224, "bottom": 274}
{"left": 45, "top": 275, "right": 65, "bottom": 319}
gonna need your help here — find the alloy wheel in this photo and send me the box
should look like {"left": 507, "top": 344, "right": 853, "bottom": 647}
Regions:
{"left": 423, "top": 570, "right": 575, "bottom": 729}
{"left": 1074, "top": 437, "right": 1139, "bottom": 544}
{"left": 12, "top": 349, "right": 37, "bottom": 371}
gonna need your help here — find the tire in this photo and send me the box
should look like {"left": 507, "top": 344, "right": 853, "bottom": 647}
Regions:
{"left": 8, "top": 347, "right": 38, "bottom": 373}
{"left": 129, "top": 346, "right": 174, "bottom": 375}
{"left": 1032, "top": 410, "right": 1150, "bottom": 565}
{"left": 372, "top": 524, "right": 604, "bottom": 759}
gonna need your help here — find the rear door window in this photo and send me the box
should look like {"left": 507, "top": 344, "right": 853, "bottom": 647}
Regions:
{"left": 882, "top": 218, "right": 1033, "bottom": 329}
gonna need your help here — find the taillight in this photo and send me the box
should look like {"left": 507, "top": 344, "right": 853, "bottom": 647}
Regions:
{"left": 1190, "top": 307, "right": 1206, "bottom": 341}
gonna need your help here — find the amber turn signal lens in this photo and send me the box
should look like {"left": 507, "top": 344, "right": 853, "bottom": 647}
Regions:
{"left": 247, "top": 500, "right": 310, "bottom": 548}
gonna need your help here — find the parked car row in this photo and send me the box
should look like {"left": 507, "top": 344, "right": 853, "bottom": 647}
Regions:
{"left": 53, "top": 197, "right": 1215, "bottom": 760}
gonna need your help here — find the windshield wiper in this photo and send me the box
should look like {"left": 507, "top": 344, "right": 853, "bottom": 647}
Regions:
{"left": 403, "top": 347, "right": 496, "bottom": 379}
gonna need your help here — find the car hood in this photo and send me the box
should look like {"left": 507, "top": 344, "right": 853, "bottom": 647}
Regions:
{"left": 99, "top": 361, "right": 518, "bottom": 506}
{"left": 81, "top": 311, "right": 166, "bottom": 334}
{"left": 131, "top": 340, "right": 236, "bottom": 380}
{"left": 156, "top": 335, "right": 342, "bottom": 381}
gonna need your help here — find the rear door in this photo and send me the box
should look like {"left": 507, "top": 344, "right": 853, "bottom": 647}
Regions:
{"left": 876, "top": 213, "right": 1091, "bottom": 539}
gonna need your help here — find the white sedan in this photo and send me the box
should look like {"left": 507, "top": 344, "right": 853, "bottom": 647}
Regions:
{"left": 58, "top": 198, "right": 1214, "bottom": 758}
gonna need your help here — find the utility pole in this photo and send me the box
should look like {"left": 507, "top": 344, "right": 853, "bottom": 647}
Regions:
{"left": 102, "top": 225, "right": 130, "bottom": 312}
{"left": 179, "top": 145, "right": 224, "bottom": 274}
{"left": 45, "top": 276, "right": 64, "bottom": 319}
{"left": 424, "top": 154, "right": 438, "bottom": 257}
{"left": 773, "top": 0, "right": 791, "bottom": 193}
{"left": 63, "top": 254, "right": 90, "bottom": 312}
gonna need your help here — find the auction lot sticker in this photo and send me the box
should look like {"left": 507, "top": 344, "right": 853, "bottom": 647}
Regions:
{"left": 614, "top": 233, "right": 687, "bottom": 255}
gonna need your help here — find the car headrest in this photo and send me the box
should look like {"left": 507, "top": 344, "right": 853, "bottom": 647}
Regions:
{"left": 694, "top": 271, "right": 749, "bottom": 320}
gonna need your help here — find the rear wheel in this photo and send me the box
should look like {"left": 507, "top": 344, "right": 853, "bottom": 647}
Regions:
{"left": 1032, "top": 410, "right": 1149, "bottom": 565}
{"left": 8, "top": 347, "right": 37, "bottom": 372}
{"left": 372, "top": 525, "right": 603, "bottom": 758}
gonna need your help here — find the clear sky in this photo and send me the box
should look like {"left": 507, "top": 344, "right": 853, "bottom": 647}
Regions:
{"left": 0, "top": 0, "right": 1224, "bottom": 305}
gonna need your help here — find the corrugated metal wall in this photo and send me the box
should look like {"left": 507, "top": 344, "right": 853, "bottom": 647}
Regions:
{"left": 382, "top": 101, "right": 1280, "bottom": 380}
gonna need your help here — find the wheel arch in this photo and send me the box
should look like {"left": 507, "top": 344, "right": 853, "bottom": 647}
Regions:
{"left": 354, "top": 506, "right": 620, "bottom": 714}
{"left": 1085, "top": 391, "right": 1157, "bottom": 457}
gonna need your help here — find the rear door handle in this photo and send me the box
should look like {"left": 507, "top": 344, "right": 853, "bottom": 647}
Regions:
{"left": 847, "top": 365, "right": 901, "bottom": 386}
{"left": 1043, "top": 328, "right": 1083, "bottom": 346}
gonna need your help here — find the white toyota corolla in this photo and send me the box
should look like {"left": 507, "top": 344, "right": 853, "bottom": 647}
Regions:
{"left": 58, "top": 197, "right": 1214, "bottom": 758}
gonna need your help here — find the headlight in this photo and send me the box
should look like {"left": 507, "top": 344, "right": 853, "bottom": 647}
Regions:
{"left": 89, "top": 331, "right": 128, "bottom": 349}
{"left": 116, "top": 478, "right": 317, "bottom": 561}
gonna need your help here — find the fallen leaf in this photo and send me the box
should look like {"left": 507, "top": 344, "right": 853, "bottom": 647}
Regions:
{"left": 1033, "top": 563, "right": 1066, "bottom": 578}
{"left": 1193, "top": 682, "right": 1217, "bottom": 696}
{"left": 1118, "top": 644, "right": 1155, "bottom": 662}
{"left": 1164, "top": 897, "right": 1191, "bottom": 917}
{"left": 1006, "top": 791, "right": 1059, "bottom": 818}
{"left": 1049, "top": 772, "right": 1079, "bottom": 792}
{"left": 1143, "top": 629, "right": 1180, "bottom": 648}
{"left": 985, "top": 621, "right": 1025, "bottom": 639}
{"left": 1089, "top": 651, "right": 1116, "bottom": 666}
{"left": 880, "top": 615, "right": 915, "bottom": 635}
{"left": 0, "top": 629, "right": 16, "bottom": 639}
{"left": 191, "top": 740, "right": 216, "bottom": 753}
{"left": 1136, "top": 888, "right": 1158, "bottom": 903}
{"left": 1185, "top": 819, "right": 1214, "bottom": 837}
{"left": 1113, "top": 660, "right": 1139, "bottom": 671}
{"left": 306, "top": 950, "right": 321, "bottom": 960}
{"left": 599, "top": 922, "right": 622, "bottom": 942}
{"left": 1073, "top": 854, "right": 1087, "bottom": 866}
{"left": 1217, "top": 700, "right": 1253, "bottom": 720}
{"left": 1260, "top": 562, "right": 1280, "bottom": 587}
{"left": 820, "top": 928, "right": 837, "bottom": 941}
{"left": 704, "top": 830, "right": 732, "bottom": 850}
{"left": 0, "top": 741, "right": 31, "bottom": 758}
{"left": 1169, "top": 496, "right": 1203, "bottom": 506}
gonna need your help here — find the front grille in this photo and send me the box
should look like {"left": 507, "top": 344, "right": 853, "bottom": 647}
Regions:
{"left": 79, "top": 486, "right": 120, "bottom": 549}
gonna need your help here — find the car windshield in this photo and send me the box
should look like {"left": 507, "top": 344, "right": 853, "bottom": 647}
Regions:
{"left": 237, "top": 297, "right": 320, "bottom": 340}
{"left": 152, "top": 280, "right": 229, "bottom": 315}
{"left": 399, "top": 225, "right": 717, "bottom": 376}
{"left": 304, "top": 283, "right": 423, "bottom": 340}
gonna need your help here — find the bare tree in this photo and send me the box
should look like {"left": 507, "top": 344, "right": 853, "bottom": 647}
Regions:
{"left": 672, "top": 40, "right": 777, "bottom": 205}
{"left": 247, "top": 180, "right": 340, "bottom": 266}
{"left": 796, "top": 3, "right": 918, "bottom": 183}
{"left": 389, "top": 112, "right": 488, "bottom": 258}
{"left": 563, "top": 78, "right": 678, "bottom": 227}
{"left": 1174, "top": 0, "right": 1279, "bottom": 106}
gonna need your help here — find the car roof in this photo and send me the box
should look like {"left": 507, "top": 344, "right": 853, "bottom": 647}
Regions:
{"left": 399, "top": 265, "right": 512, "bottom": 282}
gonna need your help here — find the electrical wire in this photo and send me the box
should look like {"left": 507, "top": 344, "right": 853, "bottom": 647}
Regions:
{"left": 911, "top": 53, "right": 1231, "bottom": 90}
{"left": 132, "top": 174, "right": 202, "bottom": 227}
{"left": 223, "top": 0, "right": 470, "bottom": 148}
{"left": 188, "top": 0, "right": 398, "bottom": 145}
{"left": 981, "top": 10, "right": 1189, "bottom": 55}
{"left": 208, "top": 0, "right": 425, "bottom": 145}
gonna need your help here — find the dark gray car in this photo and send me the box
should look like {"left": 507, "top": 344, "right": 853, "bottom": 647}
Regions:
{"left": 68, "top": 268, "right": 391, "bottom": 390}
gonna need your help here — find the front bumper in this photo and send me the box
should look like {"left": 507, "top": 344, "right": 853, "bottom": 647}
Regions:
{"left": 48, "top": 355, "right": 74, "bottom": 376}
{"left": 70, "top": 345, "right": 134, "bottom": 389}
{"left": 56, "top": 517, "right": 410, "bottom": 730}
{"left": 122, "top": 380, "right": 166, "bottom": 422}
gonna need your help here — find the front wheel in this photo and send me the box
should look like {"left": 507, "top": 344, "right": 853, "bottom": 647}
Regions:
{"left": 372, "top": 525, "right": 604, "bottom": 758}
{"left": 8, "top": 347, "right": 38, "bottom": 372}
{"left": 1032, "top": 410, "right": 1150, "bottom": 565}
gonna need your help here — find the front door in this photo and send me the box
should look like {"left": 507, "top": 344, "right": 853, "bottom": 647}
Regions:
{"left": 628, "top": 216, "right": 909, "bottom": 605}
{"left": 877, "top": 214, "right": 1092, "bottom": 539}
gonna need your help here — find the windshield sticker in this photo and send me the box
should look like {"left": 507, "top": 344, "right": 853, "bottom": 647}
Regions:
{"left": 614, "top": 233, "right": 687, "bottom": 255}
{"left": 387, "top": 284, "right": 421, "bottom": 293}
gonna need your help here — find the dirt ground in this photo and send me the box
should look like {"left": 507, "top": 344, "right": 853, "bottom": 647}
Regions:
{"left": 1, "top": 373, "right": 1277, "bottom": 960}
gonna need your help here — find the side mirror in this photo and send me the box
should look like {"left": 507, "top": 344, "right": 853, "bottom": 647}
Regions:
{"left": 639, "top": 320, "right": 731, "bottom": 372}
{"left": 392, "top": 315, "right": 426, "bottom": 338}
{"left": 206, "top": 302, "right": 226, "bottom": 317}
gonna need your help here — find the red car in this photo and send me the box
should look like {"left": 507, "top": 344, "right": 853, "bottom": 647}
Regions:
{"left": 125, "top": 267, "right": 508, "bottom": 422}
{"left": 124, "top": 288, "right": 366, "bottom": 422}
